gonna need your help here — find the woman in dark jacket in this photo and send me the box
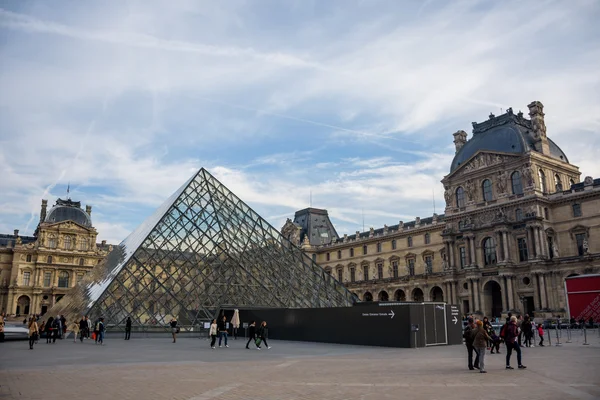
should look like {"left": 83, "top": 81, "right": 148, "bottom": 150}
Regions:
{"left": 257, "top": 321, "right": 271, "bottom": 349}
{"left": 482, "top": 317, "right": 493, "bottom": 349}
{"left": 45, "top": 316, "right": 54, "bottom": 344}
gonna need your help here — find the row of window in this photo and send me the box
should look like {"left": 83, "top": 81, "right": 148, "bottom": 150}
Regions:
{"left": 455, "top": 170, "right": 576, "bottom": 207}
{"left": 21, "top": 270, "right": 84, "bottom": 288}
{"left": 46, "top": 236, "right": 90, "bottom": 250}
{"left": 326, "top": 255, "right": 435, "bottom": 283}
{"left": 35, "top": 255, "right": 92, "bottom": 266}
{"left": 324, "top": 234, "right": 432, "bottom": 261}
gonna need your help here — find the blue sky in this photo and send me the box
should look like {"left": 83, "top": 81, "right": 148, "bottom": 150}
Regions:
{"left": 1, "top": 0, "right": 599, "bottom": 244}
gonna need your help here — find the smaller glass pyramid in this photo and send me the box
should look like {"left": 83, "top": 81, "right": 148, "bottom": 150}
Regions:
{"left": 49, "top": 168, "right": 355, "bottom": 331}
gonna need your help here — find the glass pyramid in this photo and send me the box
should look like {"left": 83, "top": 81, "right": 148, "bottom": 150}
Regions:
{"left": 48, "top": 168, "right": 355, "bottom": 331}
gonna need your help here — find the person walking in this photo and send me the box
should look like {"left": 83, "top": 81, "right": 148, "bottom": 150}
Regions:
{"left": 218, "top": 316, "right": 228, "bottom": 348}
{"left": 537, "top": 324, "right": 545, "bottom": 347}
{"left": 522, "top": 315, "right": 532, "bottom": 348}
{"left": 482, "top": 317, "right": 493, "bottom": 350}
{"left": 28, "top": 317, "right": 39, "bottom": 350}
{"left": 125, "top": 317, "right": 132, "bottom": 340}
{"left": 96, "top": 317, "right": 105, "bottom": 345}
{"left": 79, "top": 317, "right": 87, "bottom": 342}
{"left": 170, "top": 317, "right": 178, "bottom": 343}
{"left": 93, "top": 318, "right": 100, "bottom": 343}
{"left": 45, "top": 316, "right": 54, "bottom": 344}
{"left": 245, "top": 321, "right": 260, "bottom": 350}
{"left": 60, "top": 315, "right": 67, "bottom": 339}
{"left": 209, "top": 319, "right": 218, "bottom": 349}
{"left": 52, "top": 316, "right": 61, "bottom": 343}
{"left": 505, "top": 316, "right": 526, "bottom": 370}
{"left": 257, "top": 321, "right": 271, "bottom": 349}
{"left": 463, "top": 318, "right": 479, "bottom": 370}
{"left": 473, "top": 320, "right": 491, "bottom": 373}
{"left": 86, "top": 316, "right": 92, "bottom": 340}
{"left": 70, "top": 319, "right": 80, "bottom": 343}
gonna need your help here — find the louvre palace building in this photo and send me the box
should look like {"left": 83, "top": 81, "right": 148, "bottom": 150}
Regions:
{"left": 282, "top": 101, "right": 600, "bottom": 319}
{"left": 0, "top": 199, "right": 111, "bottom": 316}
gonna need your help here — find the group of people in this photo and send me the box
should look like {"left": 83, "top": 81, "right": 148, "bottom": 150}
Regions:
{"left": 24, "top": 315, "right": 106, "bottom": 349}
{"left": 206, "top": 316, "right": 270, "bottom": 350}
{"left": 464, "top": 313, "right": 545, "bottom": 373}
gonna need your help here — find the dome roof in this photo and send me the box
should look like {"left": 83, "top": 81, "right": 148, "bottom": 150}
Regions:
{"left": 450, "top": 109, "right": 569, "bottom": 173}
{"left": 45, "top": 198, "right": 92, "bottom": 228}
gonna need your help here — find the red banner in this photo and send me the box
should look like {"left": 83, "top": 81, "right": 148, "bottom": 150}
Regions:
{"left": 565, "top": 275, "right": 600, "bottom": 321}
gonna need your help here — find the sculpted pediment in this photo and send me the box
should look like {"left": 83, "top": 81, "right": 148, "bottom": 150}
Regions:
{"left": 44, "top": 220, "right": 92, "bottom": 232}
{"left": 457, "top": 151, "right": 520, "bottom": 176}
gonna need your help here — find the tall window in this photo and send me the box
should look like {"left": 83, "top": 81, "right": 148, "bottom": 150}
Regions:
{"left": 48, "top": 236, "right": 57, "bottom": 248}
{"left": 64, "top": 236, "right": 72, "bottom": 250}
{"left": 572, "top": 203, "right": 582, "bottom": 217}
{"left": 58, "top": 271, "right": 70, "bottom": 288}
{"left": 515, "top": 208, "right": 523, "bottom": 221}
{"left": 517, "top": 238, "right": 528, "bottom": 262}
{"left": 79, "top": 239, "right": 88, "bottom": 251}
{"left": 362, "top": 245, "right": 368, "bottom": 255}
{"left": 548, "top": 236, "right": 555, "bottom": 259}
{"left": 483, "top": 237, "right": 497, "bottom": 266}
{"left": 538, "top": 169, "right": 547, "bottom": 192}
{"left": 459, "top": 247, "right": 467, "bottom": 268}
{"left": 26, "top": 254, "right": 32, "bottom": 262}
{"left": 376, "top": 243, "right": 382, "bottom": 253}
{"left": 575, "top": 233, "right": 586, "bottom": 256}
{"left": 408, "top": 259, "right": 415, "bottom": 276}
{"left": 350, "top": 267, "right": 356, "bottom": 282}
{"left": 79, "top": 258, "right": 85, "bottom": 266}
{"left": 424, "top": 233, "right": 430, "bottom": 245}
{"left": 407, "top": 236, "right": 413, "bottom": 247}
{"left": 337, "top": 250, "right": 341, "bottom": 259}
{"left": 482, "top": 179, "right": 493, "bottom": 201}
{"left": 43, "top": 272, "right": 51, "bottom": 287}
{"left": 392, "top": 261, "right": 398, "bottom": 278}
{"left": 350, "top": 248, "right": 354, "bottom": 257}
{"left": 47, "top": 255, "right": 53, "bottom": 264}
{"left": 326, "top": 253, "right": 330, "bottom": 261}
{"left": 377, "top": 263, "right": 383, "bottom": 279}
{"left": 425, "top": 256, "right": 433, "bottom": 274}
{"left": 456, "top": 187, "right": 465, "bottom": 207}
{"left": 337, "top": 269, "right": 343, "bottom": 282}
{"left": 363, "top": 265, "right": 369, "bottom": 281}
{"left": 23, "top": 271, "right": 30, "bottom": 286}
{"left": 391, "top": 239, "right": 397, "bottom": 250}
{"left": 511, "top": 171, "right": 523, "bottom": 195}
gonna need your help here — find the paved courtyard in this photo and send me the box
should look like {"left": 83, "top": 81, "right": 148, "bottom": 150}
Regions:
{"left": 1, "top": 331, "right": 599, "bottom": 400}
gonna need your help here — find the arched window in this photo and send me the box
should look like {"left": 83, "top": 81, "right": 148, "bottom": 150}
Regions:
{"left": 47, "top": 255, "right": 53, "bottom": 264}
{"left": 58, "top": 271, "right": 70, "bottom": 288}
{"left": 64, "top": 236, "right": 72, "bottom": 250}
{"left": 48, "top": 236, "right": 57, "bottom": 248}
{"left": 482, "top": 179, "right": 493, "bottom": 201}
{"left": 26, "top": 254, "right": 32, "bottom": 262}
{"left": 407, "top": 236, "right": 413, "bottom": 247}
{"left": 456, "top": 187, "right": 465, "bottom": 207}
{"left": 569, "top": 178, "right": 575, "bottom": 187}
{"left": 511, "top": 171, "right": 523, "bottom": 195}
{"left": 79, "top": 258, "right": 84, "bottom": 266}
{"left": 538, "top": 169, "right": 547, "bottom": 192}
{"left": 483, "top": 237, "right": 497, "bottom": 266}
{"left": 515, "top": 208, "right": 523, "bottom": 221}
{"left": 424, "top": 233, "right": 430, "bottom": 244}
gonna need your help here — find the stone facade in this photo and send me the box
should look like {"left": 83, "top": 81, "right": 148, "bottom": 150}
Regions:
{"left": 0, "top": 199, "right": 111, "bottom": 316}
{"left": 292, "top": 102, "right": 600, "bottom": 320}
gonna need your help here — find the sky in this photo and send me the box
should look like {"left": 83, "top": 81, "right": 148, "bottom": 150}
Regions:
{"left": 0, "top": 0, "right": 599, "bottom": 244}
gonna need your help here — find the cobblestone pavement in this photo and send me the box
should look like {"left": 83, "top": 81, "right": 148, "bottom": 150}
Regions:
{"left": 1, "top": 333, "right": 599, "bottom": 400}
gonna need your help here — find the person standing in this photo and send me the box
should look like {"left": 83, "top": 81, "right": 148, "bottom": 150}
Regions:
{"left": 522, "top": 315, "right": 532, "bottom": 347}
{"left": 473, "top": 320, "right": 491, "bottom": 373}
{"left": 45, "top": 316, "right": 54, "bottom": 344}
{"left": 28, "top": 317, "right": 39, "bottom": 350}
{"left": 505, "top": 316, "right": 526, "bottom": 370}
{"left": 52, "top": 316, "right": 61, "bottom": 343}
{"left": 170, "top": 318, "right": 178, "bottom": 343}
{"left": 209, "top": 319, "right": 218, "bottom": 349}
{"left": 70, "top": 319, "right": 80, "bottom": 343}
{"left": 245, "top": 321, "right": 260, "bottom": 350}
{"left": 60, "top": 315, "right": 67, "bottom": 339}
{"left": 463, "top": 318, "right": 479, "bottom": 370}
{"left": 537, "top": 324, "right": 545, "bottom": 347}
{"left": 257, "top": 321, "right": 271, "bottom": 349}
{"left": 218, "top": 316, "right": 228, "bottom": 348}
{"left": 94, "top": 318, "right": 100, "bottom": 343}
{"left": 482, "top": 317, "right": 493, "bottom": 350}
{"left": 79, "top": 317, "right": 87, "bottom": 342}
{"left": 97, "top": 317, "right": 105, "bottom": 345}
{"left": 125, "top": 317, "right": 132, "bottom": 340}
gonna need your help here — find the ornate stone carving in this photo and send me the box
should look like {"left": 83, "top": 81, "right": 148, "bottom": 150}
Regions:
{"left": 522, "top": 164, "right": 534, "bottom": 187}
{"left": 462, "top": 153, "right": 505, "bottom": 174}
{"left": 444, "top": 186, "right": 452, "bottom": 205}
{"left": 281, "top": 218, "right": 302, "bottom": 246}
{"left": 496, "top": 170, "right": 508, "bottom": 193}
{"left": 465, "top": 180, "right": 475, "bottom": 202}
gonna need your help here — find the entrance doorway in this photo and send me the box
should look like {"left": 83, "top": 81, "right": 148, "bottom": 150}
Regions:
{"left": 378, "top": 291, "right": 389, "bottom": 301}
{"left": 482, "top": 280, "right": 503, "bottom": 318}
{"left": 363, "top": 292, "right": 373, "bottom": 302}
{"left": 523, "top": 296, "right": 535, "bottom": 317}
{"left": 412, "top": 288, "right": 424, "bottom": 302}
{"left": 430, "top": 286, "right": 444, "bottom": 302}
{"left": 463, "top": 300, "right": 470, "bottom": 315}
{"left": 41, "top": 305, "right": 48, "bottom": 315}
{"left": 16, "top": 295, "right": 30, "bottom": 316}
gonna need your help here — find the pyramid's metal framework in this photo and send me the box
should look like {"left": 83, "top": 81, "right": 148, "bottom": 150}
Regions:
{"left": 49, "top": 168, "right": 355, "bottom": 330}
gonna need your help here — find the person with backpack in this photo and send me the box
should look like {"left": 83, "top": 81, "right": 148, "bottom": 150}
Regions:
{"left": 245, "top": 321, "right": 260, "bottom": 350}
{"left": 537, "top": 324, "right": 545, "bottom": 347}
{"left": 463, "top": 318, "right": 479, "bottom": 370}
{"left": 505, "top": 316, "right": 526, "bottom": 370}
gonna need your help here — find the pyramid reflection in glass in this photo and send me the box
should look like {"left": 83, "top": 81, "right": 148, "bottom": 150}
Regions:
{"left": 48, "top": 168, "right": 355, "bottom": 331}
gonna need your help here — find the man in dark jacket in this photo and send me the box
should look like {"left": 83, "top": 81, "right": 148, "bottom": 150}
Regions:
{"left": 505, "top": 316, "right": 526, "bottom": 369}
{"left": 125, "top": 317, "right": 132, "bottom": 340}
{"left": 245, "top": 321, "right": 260, "bottom": 350}
{"left": 79, "top": 317, "right": 87, "bottom": 342}
{"left": 218, "top": 316, "right": 228, "bottom": 348}
{"left": 463, "top": 318, "right": 479, "bottom": 370}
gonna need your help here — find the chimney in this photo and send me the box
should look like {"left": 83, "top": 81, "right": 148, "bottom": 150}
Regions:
{"left": 40, "top": 199, "right": 48, "bottom": 223}
{"left": 14, "top": 229, "right": 19, "bottom": 237}
{"left": 453, "top": 130, "right": 468, "bottom": 153}
{"left": 528, "top": 101, "right": 550, "bottom": 155}
{"left": 86, "top": 205, "right": 92, "bottom": 216}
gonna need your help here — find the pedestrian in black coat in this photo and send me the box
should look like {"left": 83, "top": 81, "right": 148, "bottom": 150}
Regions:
{"left": 245, "top": 321, "right": 260, "bottom": 350}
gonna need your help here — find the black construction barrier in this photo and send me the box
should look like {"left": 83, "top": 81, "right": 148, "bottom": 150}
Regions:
{"left": 237, "top": 302, "right": 463, "bottom": 348}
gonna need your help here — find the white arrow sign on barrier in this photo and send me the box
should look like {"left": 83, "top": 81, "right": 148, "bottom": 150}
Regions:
{"left": 390, "top": 310, "right": 395, "bottom": 319}
{"left": 452, "top": 316, "right": 458, "bottom": 324}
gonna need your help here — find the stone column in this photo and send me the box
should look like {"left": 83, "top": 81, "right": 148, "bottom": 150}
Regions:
{"left": 533, "top": 273, "right": 541, "bottom": 311}
{"left": 454, "top": 281, "right": 459, "bottom": 306}
{"left": 495, "top": 231, "right": 503, "bottom": 262}
{"left": 506, "top": 276, "right": 515, "bottom": 310}
{"left": 541, "top": 228, "right": 549, "bottom": 258}
{"left": 474, "top": 279, "right": 481, "bottom": 312}
{"left": 449, "top": 243, "right": 455, "bottom": 270}
{"left": 469, "top": 237, "right": 477, "bottom": 267}
{"left": 468, "top": 279, "right": 474, "bottom": 313}
{"left": 535, "top": 227, "right": 544, "bottom": 258}
{"left": 539, "top": 273, "right": 548, "bottom": 309}
{"left": 503, "top": 231, "right": 510, "bottom": 261}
